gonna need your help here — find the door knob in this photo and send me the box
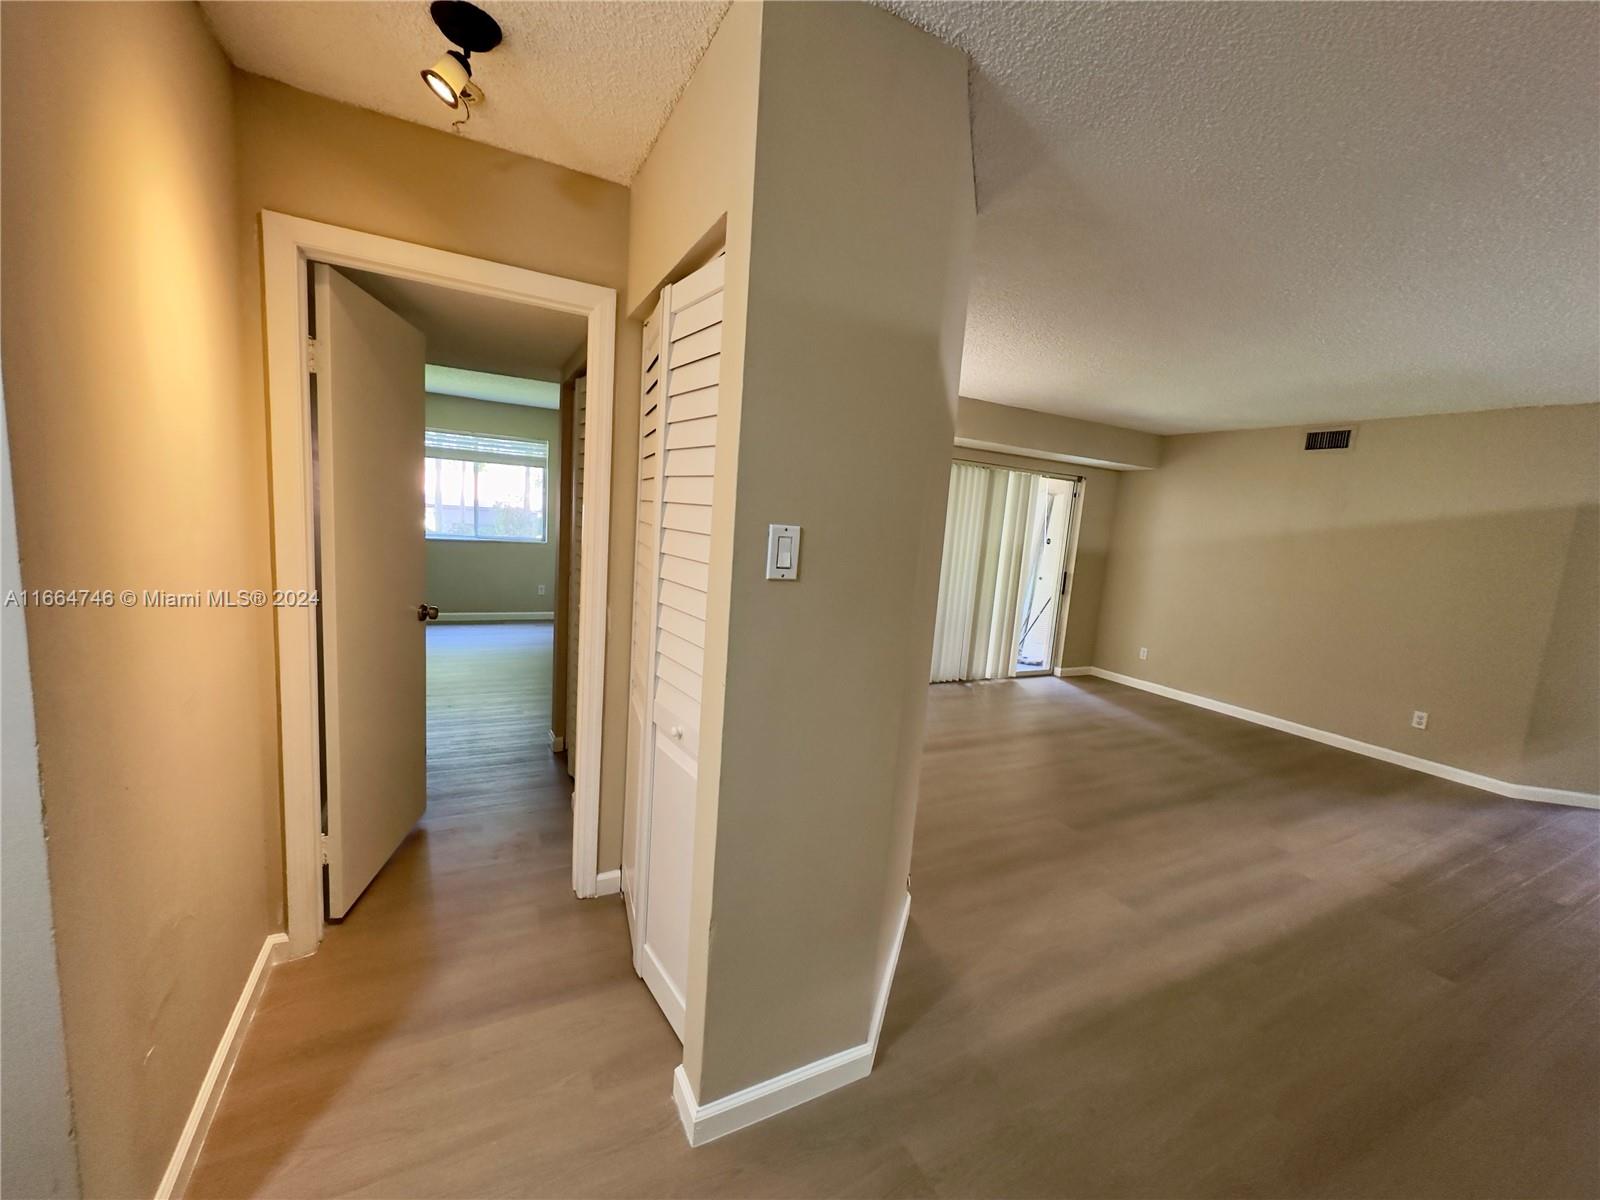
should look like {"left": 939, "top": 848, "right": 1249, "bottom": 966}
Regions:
{"left": 670, "top": 726, "right": 684, "bottom": 741}
{"left": 417, "top": 604, "right": 439, "bottom": 622}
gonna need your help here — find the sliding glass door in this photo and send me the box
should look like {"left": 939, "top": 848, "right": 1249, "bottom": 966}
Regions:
{"left": 1014, "top": 476, "right": 1077, "bottom": 676}
{"left": 930, "top": 462, "right": 1081, "bottom": 684}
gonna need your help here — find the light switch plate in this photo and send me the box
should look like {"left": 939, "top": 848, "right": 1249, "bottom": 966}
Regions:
{"left": 766, "top": 524, "right": 800, "bottom": 580}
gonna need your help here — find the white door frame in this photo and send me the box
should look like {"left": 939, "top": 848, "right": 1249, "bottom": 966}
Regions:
{"left": 262, "top": 212, "right": 616, "bottom": 958}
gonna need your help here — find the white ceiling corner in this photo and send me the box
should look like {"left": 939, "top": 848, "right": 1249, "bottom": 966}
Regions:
{"left": 881, "top": 1, "right": 1599, "bottom": 433}
{"left": 201, "top": 1, "right": 730, "bottom": 185}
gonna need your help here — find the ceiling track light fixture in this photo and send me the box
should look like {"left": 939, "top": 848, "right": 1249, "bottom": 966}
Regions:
{"left": 421, "top": 0, "right": 503, "bottom": 121}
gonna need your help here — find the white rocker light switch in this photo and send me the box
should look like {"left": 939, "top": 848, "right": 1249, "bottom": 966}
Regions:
{"left": 766, "top": 524, "right": 800, "bottom": 580}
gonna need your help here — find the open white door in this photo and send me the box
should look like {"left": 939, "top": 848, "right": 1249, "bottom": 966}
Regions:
{"left": 313, "top": 264, "right": 429, "bottom": 919}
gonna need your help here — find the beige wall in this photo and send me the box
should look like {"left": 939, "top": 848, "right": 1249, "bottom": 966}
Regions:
{"left": 688, "top": 1, "right": 975, "bottom": 1103}
{"left": 232, "top": 73, "right": 640, "bottom": 867}
{"left": 1, "top": 6, "right": 281, "bottom": 1195}
{"left": 625, "top": 0, "right": 762, "bottom": 320}
{"left": 423, "top": 395, "right": 561, "bottom": 615}
{"left": 1096, "top": 404, "right": 1600, "bottom": 793}
{"left": 952, "top": 447, "right": 1123, "bottom": 670}
{"left": 957, "top": 395, "right": 1163, "bottom": 471}
{"left": 628, "top": 0, "right": 975, "bottom": 1104}
{"left": 1060, "top": 468, "right": 1122, "bottom": 670}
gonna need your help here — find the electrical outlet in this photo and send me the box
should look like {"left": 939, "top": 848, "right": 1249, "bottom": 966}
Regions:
{"left": 538, "top": 584, "right": 546, "bottom": 596}
{"left": 1138, "top": 646, "right": 1149, "bottom": 661}
{"left": 1411, "top": 711, "right": 1428, "bottom": 730}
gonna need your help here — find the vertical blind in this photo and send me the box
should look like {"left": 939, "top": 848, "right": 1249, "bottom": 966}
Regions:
{"left": 929, "top": 463, "right": 1051, "bottom": 684}
{"left": 930, "top": 464, "right": 988, "bottom": 682}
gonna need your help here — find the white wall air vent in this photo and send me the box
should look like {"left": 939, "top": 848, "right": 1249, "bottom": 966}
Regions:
{"left": 1304, "top": 428, "right": 1355, "bottom": 451}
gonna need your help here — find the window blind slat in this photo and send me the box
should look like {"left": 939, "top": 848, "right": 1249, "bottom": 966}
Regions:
{"left": 425, "top": 428, "right": 548, "bottom": 465}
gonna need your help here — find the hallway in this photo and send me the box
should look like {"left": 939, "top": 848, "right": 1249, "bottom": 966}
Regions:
{"left": 188, "top": 623, "right": 679, "bottom": 1198}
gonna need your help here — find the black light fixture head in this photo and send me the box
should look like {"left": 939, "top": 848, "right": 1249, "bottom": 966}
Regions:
{"left": 421, "top": 1, "right": 502, "bottom": 109}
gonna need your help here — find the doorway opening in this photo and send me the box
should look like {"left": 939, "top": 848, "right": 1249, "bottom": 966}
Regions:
{"left": 929, "top": 461, "right": 1083, "bottom": 685}
{"left": 308, "top": 262, "right": 587, "bottom": 921}
{"left": 263, "top": 213, "right": 617, "bottom": 957}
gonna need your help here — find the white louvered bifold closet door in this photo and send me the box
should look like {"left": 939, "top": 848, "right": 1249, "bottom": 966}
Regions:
{"left": 565, "top": 375, "right": 586, "bottom": 781}
{"left": 622, "top": 302, "right": 664, "bottom": 948}
{"left": 628, "top": 250, "right": 725, "bottom": 1042}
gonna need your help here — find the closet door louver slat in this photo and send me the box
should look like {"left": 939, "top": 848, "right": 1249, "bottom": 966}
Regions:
{"left": 668, "top": 387, "right": 718, "bottom": 423}
{"left": 659, "top": 578, "right": 708, "bottom": 620}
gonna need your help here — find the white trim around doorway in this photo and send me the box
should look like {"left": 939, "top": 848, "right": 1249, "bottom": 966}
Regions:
{"left": 262, "top": 212, "right": 617, "bottom": 958}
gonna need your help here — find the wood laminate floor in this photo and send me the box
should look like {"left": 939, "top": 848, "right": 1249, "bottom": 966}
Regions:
{"left": 191, "top": 655, "right": 1600, "bottom": 1199}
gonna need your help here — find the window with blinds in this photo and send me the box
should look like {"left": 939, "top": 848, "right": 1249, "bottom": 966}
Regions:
{"left": 423, "top": 428, "right": 549, "bottom": 542}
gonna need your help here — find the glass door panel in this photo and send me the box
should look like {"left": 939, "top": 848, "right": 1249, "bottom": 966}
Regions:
{"left": 1014, "top": 477, "right": 1076, "bottom": 675}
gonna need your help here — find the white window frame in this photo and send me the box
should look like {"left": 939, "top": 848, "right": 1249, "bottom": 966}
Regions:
{"left": 424, "top": 430, "right": 550, "bottom": 544}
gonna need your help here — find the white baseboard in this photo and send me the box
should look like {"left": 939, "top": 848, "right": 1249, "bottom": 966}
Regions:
{"left": 594, "top": 868, "right": 620, "bottom": 896}
{"left": 673, "top": 890, "right": 911, "bottom": 1147}
{"left": 1073, "top": 668, "right": 1599, "bottom": 811}
{"left": 548, "top": 729, "right": 565, "bottom": 753}
{"left": 156, "top": 932, "right": 287, "bottom": 1199}
{"left": 1053, "top": 666, "right": 1094, "bottom": 677}
{"left": 434, "top": 611, "right": 554, "bottom": 624}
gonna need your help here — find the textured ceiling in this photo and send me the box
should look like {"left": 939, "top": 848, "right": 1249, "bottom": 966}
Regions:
{"left": 882, "top": 2, "right": 1599, "bottom": 433}
{"left": 202, "top": 1, "right": 729, "bottom": 184}
{"left": 341, "top": 267, "right": 587, "bottom": 382}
